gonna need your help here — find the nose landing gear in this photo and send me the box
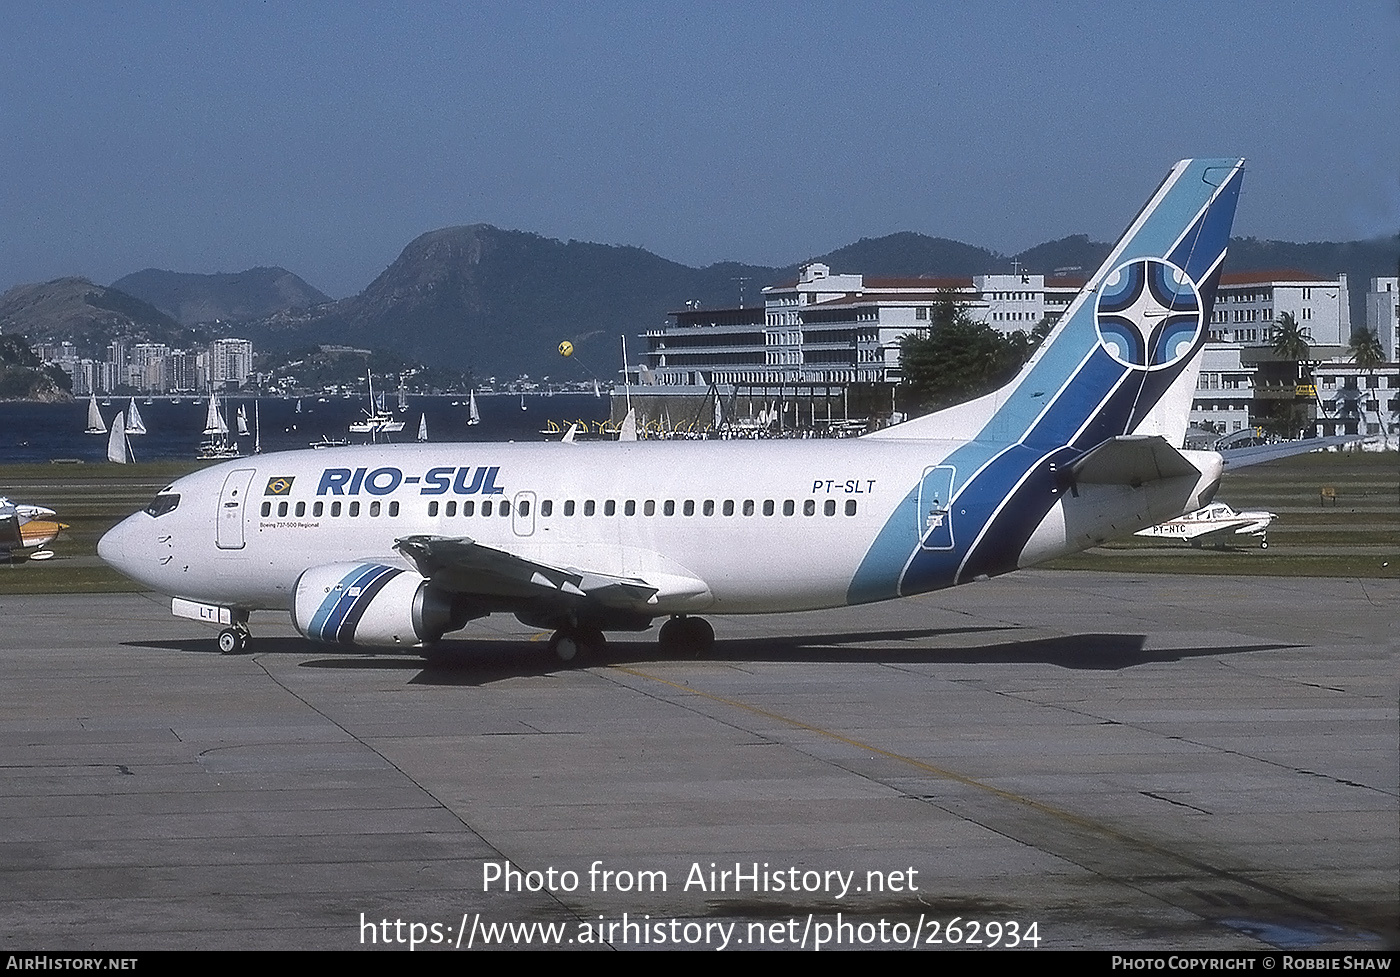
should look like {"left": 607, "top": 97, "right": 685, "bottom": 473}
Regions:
{"left": 217, "top": 610, "right": 252, "bottom": 654}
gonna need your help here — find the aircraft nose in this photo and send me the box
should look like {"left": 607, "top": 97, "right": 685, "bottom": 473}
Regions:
{"left": 98, "top": 517, "right": 134, "bottom": 573}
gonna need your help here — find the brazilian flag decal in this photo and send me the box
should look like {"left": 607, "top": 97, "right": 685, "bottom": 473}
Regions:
{"left": 264, "top": 477, "right": 295, "bottom": 496}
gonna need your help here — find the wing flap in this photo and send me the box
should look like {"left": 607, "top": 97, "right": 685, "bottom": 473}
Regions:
{"left": 395, "top": 534, "right": 702, "bottom": 608}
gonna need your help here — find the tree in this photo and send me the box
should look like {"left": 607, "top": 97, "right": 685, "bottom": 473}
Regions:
{"left": 1257, "top": 311, "right": 1314, "bottom": 439}
{"left": 898, "top": 295, "right": 1033, "bottom": 414}
{"left": 1270, "top": 310, "right": 1311, "bottom": 366}
{"left": 1347, "top": 328, "right": 1385, "bottom": 372}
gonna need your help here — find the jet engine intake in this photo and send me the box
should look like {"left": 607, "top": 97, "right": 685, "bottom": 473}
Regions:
{"left": 292, "top": 562, "right": 456, "bottom": 647}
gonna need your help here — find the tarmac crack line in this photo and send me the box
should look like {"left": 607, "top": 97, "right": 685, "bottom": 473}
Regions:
{"left": 606, "top": 662, "right": 1379, "bottom": 943}
{"left": 246, "top": 653, "right": 591, "bottom": 931}
{"left": 990, "top": 669, "right": 1399, "bottom": 799}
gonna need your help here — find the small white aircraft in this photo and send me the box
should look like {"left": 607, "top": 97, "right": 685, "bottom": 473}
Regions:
{"left": 100, "top": 158, "right": 1245, "bottom": 657}
{"left": 1134, "top": 501, "right": 1276, "bottom": 548}
{"left": 0, "top": 498, "right": 66, "bottom": 561}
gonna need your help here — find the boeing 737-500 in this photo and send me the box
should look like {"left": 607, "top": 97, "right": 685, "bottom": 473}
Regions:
{"left": 99, "top": 158, "right": 1245, "bottom": 659}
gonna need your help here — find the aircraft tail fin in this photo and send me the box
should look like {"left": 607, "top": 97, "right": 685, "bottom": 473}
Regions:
{"left": 871, "top": 158, "right": 1244, "bottom": 450}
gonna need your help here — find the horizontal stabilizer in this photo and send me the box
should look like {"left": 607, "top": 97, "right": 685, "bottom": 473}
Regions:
{"left": 1067, "top": 435, "right": 1202, "bottom": 487}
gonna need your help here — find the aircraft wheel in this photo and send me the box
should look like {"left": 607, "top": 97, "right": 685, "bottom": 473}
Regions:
{"left": 685, "top": 617, "right": 714, "bottom": 654}
{"left": 550, "top": 628, "right": 605, "bottom": 665}
{"left": 1260, "top": 539, "right": 1268, "bottom": 549}
{"left": 550, "top": 631, "right": 579, "bottom": 663}
{"left": 217, "top": 628, "right": 243, "bottom": 655}
{"left": 657, "top": 617, "right": 684, "bottom": 654}
{"left": 659, "top": 616, "right": 714, "bottom": 656}
{"left": 579, "top": 628, "right": 607, "bottom": 659}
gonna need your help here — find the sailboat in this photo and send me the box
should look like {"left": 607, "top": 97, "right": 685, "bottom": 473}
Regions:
{"left": 417, "top": 412, "right": 428, "bottom": 442}
{"left": 197, "top": 390, "right": 240, "bottom": 460}
{"left": 467, "top": 390, "right": 481, "bottom": 426}
{"left": 236, "top": 405, "right": 250, "bottom": 437}
{"left": 107, "top": 412, "right": 132, "bottom": 464}
{"left": 125, "top": 398, "right": 147, "bottom": 435}
{"left": 348, "top": 372, "right": 405, "bottom": 440}
{"left": 397, "top": 377, "right": 409, "bottom": 412}
{"left": 253, "top": 400, "right": 262, "bottom": 455}
{"left": 85, "top": 393, "right": 107, "bottom": 435}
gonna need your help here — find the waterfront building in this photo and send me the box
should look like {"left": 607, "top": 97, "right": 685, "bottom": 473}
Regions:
{"left": 209, "top": 338, "right": 253, "bottom": 388}
{"left": 644, "top": 263, "right": 1062, "bottom": 387}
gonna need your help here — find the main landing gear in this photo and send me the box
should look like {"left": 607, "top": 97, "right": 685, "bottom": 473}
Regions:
{"left": 657, "top": 615, "right": 714, "bottom": 656}
{"left": 548, "top": 627, "right": 607, "bottom": 663}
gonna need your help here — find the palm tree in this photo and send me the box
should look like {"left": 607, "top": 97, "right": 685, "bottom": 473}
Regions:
{"left": 1262, "top": 311, "right": 1312, "bottom": 438}
{"left": 1347, "top": 328, "right": 1389, "bottom": 446}
{"left": 1347, "top": 328, "right": 1385, "bottom": 371}
{"left": 1270, "top": 311, "right": 1311, "bottom": 365}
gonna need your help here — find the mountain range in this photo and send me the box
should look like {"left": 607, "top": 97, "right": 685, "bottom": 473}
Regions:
{"left": 3, "top": 228, "right": 1395, "bottom": 379}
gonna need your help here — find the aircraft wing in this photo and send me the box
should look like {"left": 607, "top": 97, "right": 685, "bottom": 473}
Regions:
{"left": 1220, "top": 436, "right": 1362, "bottom": 469}
{"left": 394, "top": 534, "right": 690, "bottom": 608}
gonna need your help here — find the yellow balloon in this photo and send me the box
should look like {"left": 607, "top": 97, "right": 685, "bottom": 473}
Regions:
{"left": 558, "top": 340, "right": 574, "bottom": 357}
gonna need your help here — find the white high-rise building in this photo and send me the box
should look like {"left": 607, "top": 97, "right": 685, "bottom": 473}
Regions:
{"left": 1365, "top": 277, "right": 1399, "bottom": 360}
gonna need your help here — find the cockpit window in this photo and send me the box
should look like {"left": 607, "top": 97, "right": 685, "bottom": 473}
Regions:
{"left": 144, "top": 493, "right": 181, "bottom": 518}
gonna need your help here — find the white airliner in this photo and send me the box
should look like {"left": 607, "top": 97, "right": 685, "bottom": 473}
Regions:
{"left": 100, "top": 158, "right": 1245, "bottom": 658}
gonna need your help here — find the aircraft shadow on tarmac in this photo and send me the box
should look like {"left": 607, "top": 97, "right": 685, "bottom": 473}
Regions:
{"left": 124, "top": 625, "right": 1299, "bottom": 686}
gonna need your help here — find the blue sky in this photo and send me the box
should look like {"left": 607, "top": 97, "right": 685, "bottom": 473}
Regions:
{"left": 3, "top": 1, "right": 1396, "bottom": 298}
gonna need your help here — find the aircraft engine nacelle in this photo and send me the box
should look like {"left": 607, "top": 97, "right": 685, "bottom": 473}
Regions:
{"left": 292, "top": 562, "right": 456, "bottom": 647}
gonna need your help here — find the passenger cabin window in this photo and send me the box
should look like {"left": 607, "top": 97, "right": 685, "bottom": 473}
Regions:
{"left": 313, "top": 502, "right": 323, "bottom": 517}
{"left": 644, "top": 500, "right": 656, "bottom": 516}
{"left": 541, "top": 500, "right": 553, "bottom": 517}
{"left": 261, "top": 502, "right": 271, "bottom": 517}
{"left": 144, "top": 494, "right": 181, "bottom": 518}
{"left": 331, "top": 501, "right": 342, "bottom": 517}
{"left": 604, "top": 500, "right": 616, "bottom": 516}
{"left": 349, "top": 501, "right": 360, "bottom": 517}
{"left": 446, "top": 501, "right": 457, "bottom": 517}
{"left": 625, "top": 500, "right": 636, "bottom": 516}
{"left": 429, "top": 501, "right": 439, "bottom": 516}
{"left": 389, "top": 501, "right": 399, "bottom": 517}
{"left": 369, "top": 501, "right": 381, "bottom": 517}
{"left": 295, "top": 501, "right": 306, "bottom": 517}
{"left": 584, "top": 500, "right": 595, "bottom": 516}
{"left": 564, "top": 500, "right": 576, "bottom": 516}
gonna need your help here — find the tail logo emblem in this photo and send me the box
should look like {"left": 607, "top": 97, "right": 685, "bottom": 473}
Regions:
{"left": 1095, "top": 258, "right": 1202, "bottom": 370}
